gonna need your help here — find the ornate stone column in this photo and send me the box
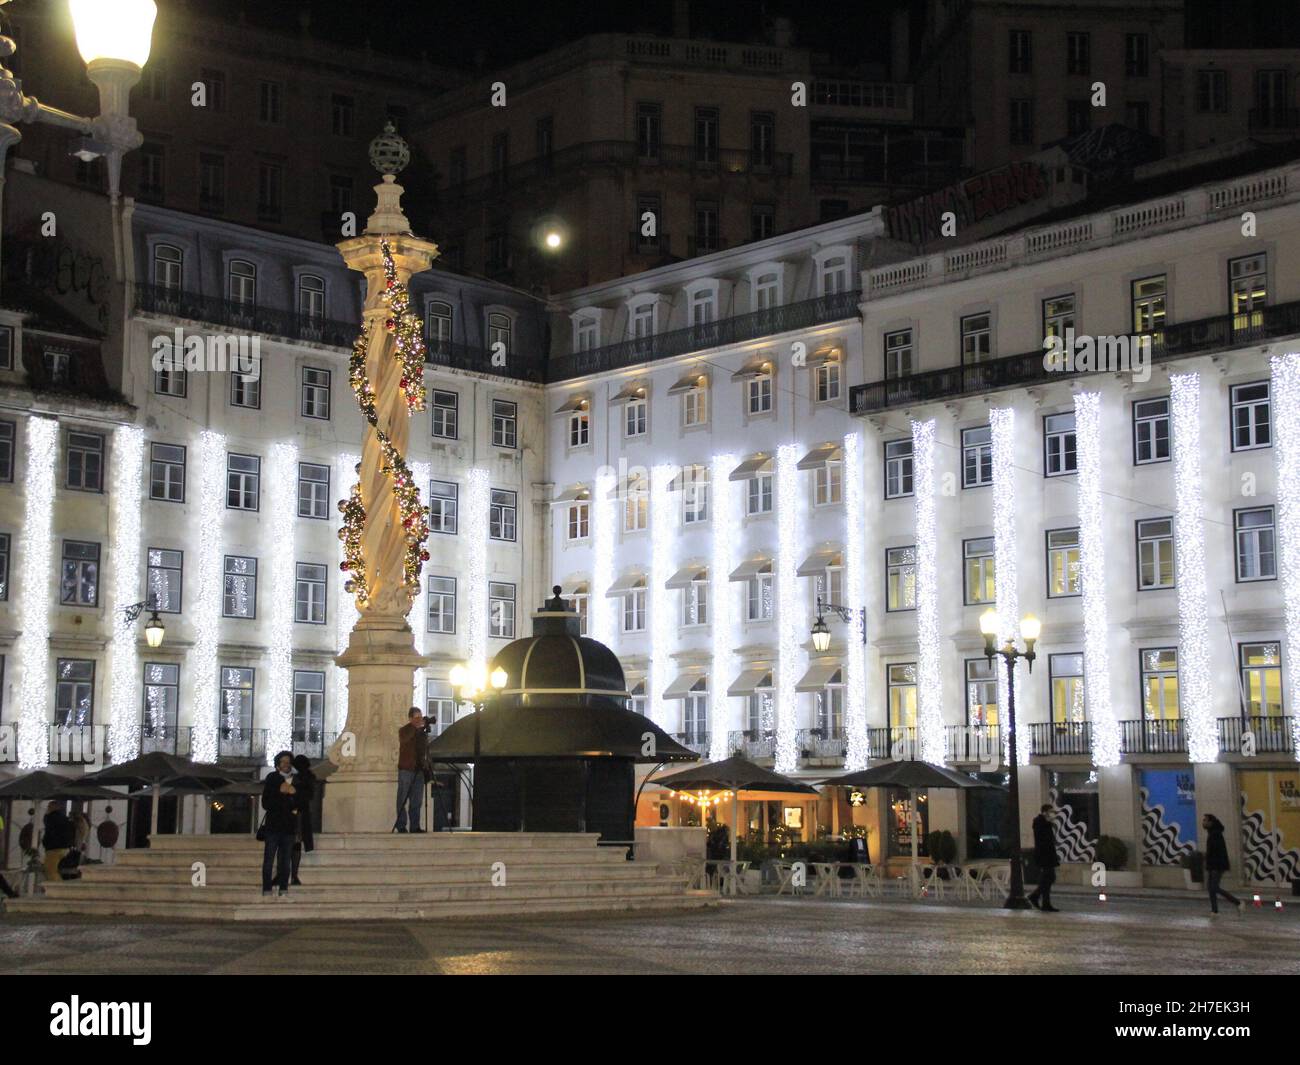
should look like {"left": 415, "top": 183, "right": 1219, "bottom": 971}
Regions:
{"left": 324, "top": 126, "right": 437, "bottom": 832}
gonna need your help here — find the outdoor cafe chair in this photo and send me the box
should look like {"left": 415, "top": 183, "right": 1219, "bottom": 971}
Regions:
{"left": 847, "top": 863, "right": 882, "bottom": 899}
{"left": 985, "top": 863, "right": 1011, "bottom": 896}
{"left": 811, "top": 861, "right": 841, "bottom": 898}
{"left": 775, "top": 860, "right": 805, "bottom": 896}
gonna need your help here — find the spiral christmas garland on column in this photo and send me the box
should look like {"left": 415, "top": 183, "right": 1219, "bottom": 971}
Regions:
{"left": 338, "top": 239, "right": 432, "bottom": 607}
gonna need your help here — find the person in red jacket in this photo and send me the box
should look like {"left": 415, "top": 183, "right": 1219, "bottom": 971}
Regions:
{"left": 394, "top": 707, "right": 429, "bottom": 833}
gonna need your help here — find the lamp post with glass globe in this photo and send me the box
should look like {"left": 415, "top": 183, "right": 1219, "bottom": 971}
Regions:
{"left": 979, "top": 606, "right": 1041, "bottom": 910}
{"left": 448, "top": 662, "right": 507, "bottom": 829}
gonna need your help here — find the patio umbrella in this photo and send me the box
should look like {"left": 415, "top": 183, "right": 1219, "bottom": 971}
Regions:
{"left": 651, "top": 756, "right": 819, "bottom": 869}
{"left": 0, "top": 770, "right": 125, "bottom": 801}
{"left": 82, "top": 753, "right": 233, "bottom": 838}
{"left": 818, "top": 762, "right": 1000, "bottom": 892}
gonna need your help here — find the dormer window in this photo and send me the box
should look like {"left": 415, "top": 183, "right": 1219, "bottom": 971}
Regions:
{"left": 575, "top": 317, "right": 599, "bottom": 352}
{"left": 754, "top": 271, "right": 780, "bottom": 311}
{"left": 153, "top": 244, "right": 183, "bottom": 290}
{"left": 488, "top": 312, "right": 512, "bottom": 354}
{"left": 298, "top": 274, "right": 325, "bottom": 320}
{"left": 631, "top": 302, "right": 655, "bottom": 338}
{"left": 228, "top": 259, "right": 256, "bottom": 306}
{"left": 427, "top": 301, "right": 453, "bottom": 351}
{"left": 690, "top": 288, "right": 716, "bottom": 326}
{"left": 819, "top": 254, "right": 849, "bottom": 296}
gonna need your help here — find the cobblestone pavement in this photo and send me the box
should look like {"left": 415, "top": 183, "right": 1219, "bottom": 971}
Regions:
{"left": 1, "top": 894, "right": 1296, "bottom": 974}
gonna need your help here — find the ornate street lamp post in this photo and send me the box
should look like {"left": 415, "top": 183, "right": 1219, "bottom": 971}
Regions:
{"left": 449, "top": 662, "right": 507, "bottom": 829}
{"left": 980, "top": 606, "right": 1041, "bottom": 910}
{"left": 809, "top": 595, "right": 866, "bottom": 652}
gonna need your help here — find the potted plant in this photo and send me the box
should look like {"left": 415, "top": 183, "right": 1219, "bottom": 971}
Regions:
{"left": 924, "top": 829, "right": 958, "bottom": 875}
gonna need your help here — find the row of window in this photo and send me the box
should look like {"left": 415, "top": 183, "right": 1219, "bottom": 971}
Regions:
{"left": 50, "top": 658, "right": 327, "bottom": 740}
{"left": 1006, "top": 29, "right": 1150, "bottom": 78}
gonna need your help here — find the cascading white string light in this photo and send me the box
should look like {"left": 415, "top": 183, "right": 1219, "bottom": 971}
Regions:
{"left": 989, "top": 407, "right": 1026, "bottom": 765}
{"left": 709, "top": 453, "right": 737, "bottom": 763}
{"left": 1074, "top": 392, "right": 1120, "bottom": 768}
{"left": 465, "top": 467, "right": 490, "bottom": 672}
{"left": 332, "top": 451, "right": 361, "bottom": 739}
{"left": 188, "top": 429, "right": 227, "bottom": 764}
{"left": 843, "top": 431, "right": 869, "bottom": 770}
{"left": 408, "top": 460, "right": 431, "bottom": 708}
{"left": 775, "top": 443, "right": 801, "bottom": 773}
{"left": 16, "top": 417, "right": 58, "bottom": 769}
{"left": 264, "top": 440, "right": 299, "bottom": 762}
{"left": 1269, "top": 353, "right": 1300, "bottom": 762}
{"left": 106, "top": 426, "right": 144, "bottom": 764}
{"left": 1170, "top": 373, "right": 1217, "bottom": 763}
{"left": 592, "top": 468, "right": 617, "bottom": 648}
{"left": 911, "top": 418, "right": 945, "bottom": 766}
{"left": 650, "top": 463, "right": 676, "bottom": 732}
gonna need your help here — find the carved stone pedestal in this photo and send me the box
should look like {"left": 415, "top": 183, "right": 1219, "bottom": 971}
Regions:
{"left": 323, "top": 619, "right": 427, "bottom": 833}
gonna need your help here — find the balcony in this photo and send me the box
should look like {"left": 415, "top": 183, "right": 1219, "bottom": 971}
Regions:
{"left": 425, "top": 335, "right": 545, "bottom": 383}
{"left": 727, "top": 730, "right": 776, "bottom": 760}
{"left": 1028, "top": 721, "right": 1092, "bottom": 757}
{"left": 550, "top": 288, "right": 861, "bottom": 381}
{"left": 851, "top": 298, "right": 1300, "bottom": 415}
{"left": 627, "top": 231, "right": 672, "bottom": 258}
{"left": 141, "top": 725, "right": 192, "bottom": 757}
{"left": 673, "top": 732, "right": 711, "bottom": 756}
{"left": 1249, "top": 108, "right": 1300, "bottom": 132}
{"left": 1218, "top": 716, "right": 1295, "bottom": 755}
{"left": 945, "top": 724, "right": 1001, "bottom": 765}
{"left": 1119, "top": 719, "right": 1186, "bottom": 755}
{"left": 796, "top": 728, "right": 846, "bottom": 761}
{"left": 437, "top": 139, "right": 793, "bottom": 203}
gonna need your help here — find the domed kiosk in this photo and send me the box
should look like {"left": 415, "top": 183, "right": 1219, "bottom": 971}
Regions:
{"left": 427, "top": 588, "right": 696, "bottom": 841}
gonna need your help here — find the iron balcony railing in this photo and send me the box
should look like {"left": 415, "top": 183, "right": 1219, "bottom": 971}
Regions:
{"left": 945, "top": 724, "right": 1001, "bottom": 764}
{"left": 726, "top": 730, "right": 776, "bottom": 760}
{"left": 1217, "top": 715, "right": 1295, "bottom": 755}
{"left": 628, "top": 231, "right": 672, "bottom": 257}
{"left": 673, "top": 731, "right": 710, "bottom": 755}
{"left": 851, "top": 298, "right": 1300, "bottom": 415}
{"left": 1028, "top": 721, "right": 1092, "bottom": 757}
{"left": 551, "top": 288, "right": 861, "bottom": 381}
{"left": 1119, "top": 719, "right": 1187, "bottom": 755}
{"left": 797, "top": 728, "right": 846, "bottom": 760}
{"left": 438, "top": 140, "right": 793, "bottom": 202}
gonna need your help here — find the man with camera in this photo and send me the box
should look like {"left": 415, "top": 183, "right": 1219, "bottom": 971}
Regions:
{"left": 394, "top": 706, "right": 430, "bottom": 833}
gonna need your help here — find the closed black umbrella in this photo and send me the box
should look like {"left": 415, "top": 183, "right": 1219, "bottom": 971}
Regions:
{"left": 82, "top": 753, "right": 233, "bottom": 837}
{"left": 652, "top": 756, "right": 818, "bottom": 867}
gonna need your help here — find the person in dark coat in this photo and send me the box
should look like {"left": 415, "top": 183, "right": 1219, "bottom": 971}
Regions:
{"left": 1202, "top": 813, "right": 1244, "bottom": 915}
{"left": 41, "top": 801, "right": 75, "bottom": 885}
{"left": 261, "top": 751, "right": 299, "bottom": 898}
{"left": 289, "top": 754, "right": 316, "bottom": 886}
{"left": 1027, "top": 804, "right": 1060, "bottom": 912}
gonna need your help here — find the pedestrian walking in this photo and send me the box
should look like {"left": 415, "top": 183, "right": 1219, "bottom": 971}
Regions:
{"left": 40, "top": 801, "right": 75, "bottom": 886}
{"left": 260, "top": 751, "right": 299, "bottom": 899}
{"left": 1027, "top": 804, "right": 1060, "bottom": 912}
{"left": 289, "top": 754, "right": 316, "bottom": 887}
{"left": 1203, "top": 813, "right": 1245, "bottom": 915}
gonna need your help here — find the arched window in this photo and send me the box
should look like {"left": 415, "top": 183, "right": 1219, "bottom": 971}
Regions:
{"left": 227, "top": 259, "right": 256, "bottom": 306}
{"left": 488, "top": 311, "right": 512, "bottom": 354}
{"left": 426, "top": 301, "right": 453, "bottom": 351}
{"left": 153, "top": 244, "right": 183, "bottom": 290}
{"left": 297, "top": 274, "right": 325, "bottom": 320}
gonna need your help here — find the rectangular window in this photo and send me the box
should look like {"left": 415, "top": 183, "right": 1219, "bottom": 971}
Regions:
{"left": 66, "top": 431, "right": 104, "bottom": 491}
{"left": 146, "top": 547, "right": 182, "bottom": 613}
{"left": 258, "top": 81, "right": 282, "bottom": 124}
{"left": 198, "top": 151, "right": 226, "bottom": 211}
{"left": 569, "top": 409, "right": 590, "bottom": 447}
{"left": 425, "top": 679, "right": 455, "bottom": 737}
{"left": 1196, "top": 69, "right": 1228, "bottom": 113}
{"left": 1136, "top": 518, "right": 1175, "bottom": 590}
{"left": 815, "top": 360, "right": 841, "bottom": 403}
{"left": 298, "top": 462, "right": 330, "bottom": 520}
{"left": 963, "top": 537, "right": 996, "bottom": 605}
{"left": 694, "top": 106, "right": 719, "bottom": 164}
{"left": 141, "top": 662, "right": 180, "bottom": 740}
{"left": 694, "top": 199, "right": 720, "bottom": 253}
{"left": 430, "top": 389, "right": 458, "bottom": 440}
{"left": 153, "top": 354, "right": 186, "bottom": 397}
{"left": 140, "top": 142, "right": 165, "bottom": 200}
{"left": 960, "top": 313, "right": 992, "bottom": 364}
{"left": 1043, "top": 294, "right": 1075, "bottom": 343}
{"left": 885, "top": 329, "right": 914, "bottom": 379}
{"left": 223, "top": 556, "right": 257, "bottom": 618}
{"left": 492, "top": 398, "right": 517, "bottom": 449}
{"left": 226, "top": 453, "right": 260, "bottom": 510}
{"left": 1009, "top": 98, "right": 1034, "bottom": 145}
{"left": 331, "top": 93, "right": 354, "bottom": 137}
{"left": 219, "top": 667, "right": 254, "bottom": 742}
{"left": 683, "top": 466, "right": 709, "bottom": 524}
{"left": 887, "top": 663, "right": 917, "bottom": 729}
{"left": 1044, "top": 412, "right": 1077, "bottom": 477}
{"left": 885, "top": 439, "right": 913, "bottom": 498}
{"left": 747, "top": 472, "right": 772, "bottom": 515}
{"left": 149, "top": 443, "right": 186, "bottom": 502}
{"left": 636, "top": 102, "right": 662, "bottom": 159}
{"left": 0, "top": 532, "right": 8, "bottom": 600}
{"left": 489, "top": 582, "right": 516, "bottom": 639}
{"left": 230, "top": 355, "right": 261, "bottom": 409}
{"left": 1069, "top": 101, "right": 1092, "bottom": 135}
{"left": 886, "top": 546, "right": 917, "bottom": 611}
{"left": 301, "top": 367, "right": 331, "bottom": 420}
{"left": 426, "top": 575, "right": 456, "bottom": 634}
{"left": 962, "top": 426, "right": 993, "bottom": 488}
{"left": 0, "top": 420, "right": 12, "bottom": 482}
{"left": 683, "top": 385, "right": 707, "bottom": 427}
{"left": 1230, "top": 253, "right": 1267, "bottom": 328}
{"left": 429, "top": 480, "right": 458, "bottom": 535}
{"left": 1009, "top": 29, "right": 1032, "bottom": 75}
{"left": 291, "top": 672, "right": 326, "bottom": 750}
{"left": 1066, "top": 31, "right": 1091, "bottom": 76}
{"left": 624, "top": 396, "right": 648, "bottom": 438}
{"left": 683, "top": 579, "right": 709, "bottom": 627}
{"left": 751, "top": 204, "right": 775, "bottom": 242}
{"left": 1231, "top": 381, "right": 1271, "bottom": 451}
{"left": 295, "top": 562, "right": 327, "bottom": 624}
{"left": 623, "top": 478, "right": 648, "bottom": 533}
{"left": 622, "top": 585, "right": 647, "bottom": 633}
{"left": 60, "top": 540, "right": 100, "bottom": 606}
{"left": 747, "top": 567, "right": 774, "bottom": 622}
{"left": 0, "top": 325, "right": 10, "bottom": 370}
{"left": 1132, "top": 275, "right": 1166, "bottom": 337}
{"left": 1240, "top": 642, "right": 1283, "bottom": 717}
{"left": 1049, "top": 653, "right": 1086, "bottom": 723}
{"left": 1141, "top": 648, "right": 1179, "bottom": 720}
{"left": 1236, "top": 507, "right": 1277, "bottom": 582}
{"left": 747, "top": 373, "right": 773, "bottom": 415}
{"left": 1126, "top": 33, "right": 1150, "bottom": 77}
{"left": 55, "top": 659, "right": 95, "bottom": 727}
{"left": 1047, "top": 528, "right": 1082, "bottom": 597}
{"left": 1133, "top": 397, "right": 1170, "bottom": 464}
{"left": 490, "top": 489, "right": 517, "bottom": 542}
{"left": 813, "top": 461, "right": 842, "bottom": 507}
{"left": 966, "top": 657, "right": 998, "bottom": 727}
{"left": 568, "top": 502, "right": 590, "bottom": 541}
{"left": 426, "top": 302, "right": 453, "bottom": 349}
{"left": 257, "top": 162, "right": 283, "bottom": 221}
{"left": 750, "top": 111, "right": 775, "bottom": 168}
